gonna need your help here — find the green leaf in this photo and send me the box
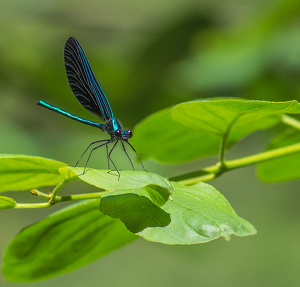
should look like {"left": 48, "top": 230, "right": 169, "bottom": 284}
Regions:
{"left": 131, "top": 107, "right": 221, "bottom": 163}
{"left": 100, "top": 190, "right": 171, "bottom": 233}
{"left": 257, "top": 128, "right": 300, "bottom": 182}
{"left": 2, "top": 199, "right": 137, "bottom": 282}
{"left": 58, "top": 166, "right": 79, "bottom": 182}
{"left": 172, "top": 99, "right": 300, "bottom": 136}
{"left": 133, "top": 99, "right": 300, "bottom": 164}
{"left": 61, "top": 167, "right": 173, "bottom": 206}
{"left": 0, "top": 195, "right": 16, "bottom": 210}
{"left": 137, "top": 182, "right": 256, "bottom": 244}
{"left": 0, "top": 155, "right": 67, "bottom": 192}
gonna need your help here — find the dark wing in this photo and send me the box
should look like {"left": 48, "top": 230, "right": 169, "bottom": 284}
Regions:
{"left": 64, "top": 37, "right": 113, "bottom": 121}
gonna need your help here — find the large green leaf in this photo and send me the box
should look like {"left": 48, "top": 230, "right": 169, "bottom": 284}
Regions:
{"left": 257, "top": 128, "right": 300, "bottom": 182}
{"left": 133, "top": 99, "right": 300, "bottom": 164}
{"left": 0, "top": 196, "right": 16, "bottom": 210}
{"left": 132, "top": 107, "right": 221, "bottom": 163}
{"left": 61, "top": 167, "right": 173, "bottom": 206}
{"left": 2, "top": 199, "right": 137, "bottom": 282}
{"left": 0, "top": 155, "right": 67, "bottom": 192}
{"left": 101, "top": 181, "right": 256, "bottom": 244}
{"left": 171, "top": 99, "right": 300, "bottom": 135}
{"left": 139, "top": 182, "right": 256, "bottom": 244}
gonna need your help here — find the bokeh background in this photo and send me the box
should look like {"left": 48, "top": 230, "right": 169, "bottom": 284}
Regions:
{"left": 1, "top": 0, "right": 300, "bottom": 286}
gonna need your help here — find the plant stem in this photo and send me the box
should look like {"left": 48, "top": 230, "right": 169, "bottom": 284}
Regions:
{"left": 177, "top": 142, "right": 300, "bottom": 185}
{"left": 51, "top": 179, "right": 69, "bottom": 199}
{"left": 282, "top": 114, "right": 300, "bottom": 130}
{"left": 15, "top": 202, "right": 53, "bottom": 209}
{"left": 55, "top": 192, "right": 106, "bottom": 202}
{"left": 15, "top": 190, "right": 107, "bottom": 209}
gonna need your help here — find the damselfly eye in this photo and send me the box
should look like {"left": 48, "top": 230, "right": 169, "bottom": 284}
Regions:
{"left": 127, "top": 130, "right": 132, "bottom": 138}
{"left": 115, "top": 130, "right": 122, "bottom": 137}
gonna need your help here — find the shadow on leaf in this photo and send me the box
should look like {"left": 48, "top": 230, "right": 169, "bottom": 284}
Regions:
{"left": 100, "top": 193, "right": 171, "bottom": 233}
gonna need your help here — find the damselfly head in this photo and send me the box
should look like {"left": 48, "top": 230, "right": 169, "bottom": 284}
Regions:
{"left": 115, "top": 129, "right": 132, "bottom": 141}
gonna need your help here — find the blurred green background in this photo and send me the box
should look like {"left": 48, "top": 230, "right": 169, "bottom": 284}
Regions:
{"left": 1, "top": 0, "right": 300, "bottom": 286}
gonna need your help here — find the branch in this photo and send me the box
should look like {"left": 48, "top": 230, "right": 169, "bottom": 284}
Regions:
{"left": 173, "top": 142, "right": 300, "bottom": 185}
{"left": 14, "top": 190, "right": 108, "bottom": 209}
{"left": 282, "top": 114, "right": 300, "bottom": 130}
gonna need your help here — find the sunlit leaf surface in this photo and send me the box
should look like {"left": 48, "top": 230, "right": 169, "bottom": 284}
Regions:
{"left": 101, "top": 181, "right": 256, "bottom": 244}
{"left": 62, "top": 167, "right": 173, "bottom": 206}
{"left": 137, "top": 182, "right": 256, "bottom": 244}
{"left": 172, "top": 99, "right": 300, "bottom": 135}
{"left": 0, "top": 155, "right": 67, "bottom": 192}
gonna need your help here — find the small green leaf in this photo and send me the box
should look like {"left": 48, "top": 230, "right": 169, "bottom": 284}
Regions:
{"left": 2, "top": 200, "right": 137, "bottom": 282}
{"left": 61, "top": 167, "right": 173, "bottom": 206}
{"left": 0, "top": 155, "right": 67, "bottom": 192}
{"left": 137, "top": 182, "right": 256, "bottom": 244}
{"left": 257, "top": 128, "right": 300, "bottom": 182}
{"left": 0, "top": 195, "right": 16, "bottom": 210}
